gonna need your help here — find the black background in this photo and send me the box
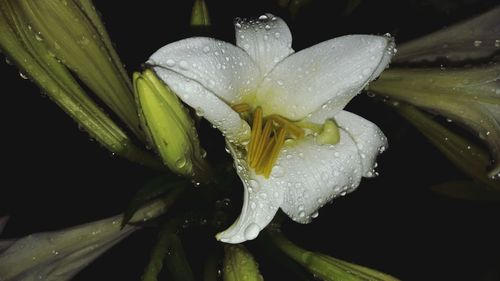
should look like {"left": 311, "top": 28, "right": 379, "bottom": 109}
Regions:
{"left": 1, "top": 0, "right": 499, "bottom": 280}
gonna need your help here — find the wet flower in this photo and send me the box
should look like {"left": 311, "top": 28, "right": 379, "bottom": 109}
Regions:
{"left": 148, "top": 14, "right": 394, "bottom": 243}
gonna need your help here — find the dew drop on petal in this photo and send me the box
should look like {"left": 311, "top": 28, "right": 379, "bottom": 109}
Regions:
{"left": 166, "top": 59, "right": 176, "bottom": 67}
{"left": 311, "top": 211, "right": 319, "bottom": 218}
{"left": 244, "top": 223, "right": 260, "bottom": 240}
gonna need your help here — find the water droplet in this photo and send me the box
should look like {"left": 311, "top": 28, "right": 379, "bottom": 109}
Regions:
{"left": 274, "top": 32, "right": 281, "bottom": 38}
{"left": 271, "top": 165, "right": 285, "bottom": 178}
{"left": 235, "top": 22, "right": 242, "bottom": 29}
{"left": 19, "top": 71, "right": 28, "bottom": 80}
{"left": 298, "top": 211, "right": 306, "bottom": 218}
{"left": 249, "top": 179, "right": 260, "bottom": 191}
{"left": 264, "top": 24, "right": 271, "bottom": 30}
{"left": 259, "top": 15, "right": 269, "bottom": 20}
{"left": 175, "top": 157, "right": 187, "bottom": 168}
{"left": 311, "top": 211, "right": 319, "bottom": 218}
{"left": 244, "top": 223, "right": 260, "bottom": 240}
{"left": 179, "top": 60, "right": 189, "bottom": 70}
{"left": 202, "top": 46, "right": 210, "bottom": 53}
{"left": 166, "top": 59, "right": 176, "bottom": 67}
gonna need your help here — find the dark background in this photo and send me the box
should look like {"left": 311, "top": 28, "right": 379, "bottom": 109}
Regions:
{"left": 1, "top": 0, "right": 499, "bottom": 280}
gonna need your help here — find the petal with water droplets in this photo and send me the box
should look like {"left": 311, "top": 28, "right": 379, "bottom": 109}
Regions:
{"left": 148, "top": 37, "right": 261, "bottom": 105}
{"left": 309, "top": 110, "right": 388, "bottom": 177}
{"left": 279, "top": 132, "right": 363, "bottom": 223}
{"left": 257, "top": 35, "right": 395, "bottom": 120}
{"left": 235, "top": 14, "right": 294, "bottom": 76}
{"left": 216, "top": 143, "right": 285, "bottom": 244}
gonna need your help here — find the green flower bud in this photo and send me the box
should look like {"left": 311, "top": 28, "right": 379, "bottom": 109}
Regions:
{"left": 268, "top": 230, "right": 400, "bottom": 281}
{"left": 134, "top": 69, "right": 210, "bottom": 181}
{"left": 191, "top": 0, "right": 211, "bottom": 27}
{"left": 2, "top": 0, "right": 142, "bottom": 138}
{"left": 369, "top": 64, "right": 500, "bottom": 179}
{"left": 396, "top": 104, "right": 500, "bottom": 191}
{"left": 223, "top": 244, "right": 263, "bottom": 281}
{"left": 0, "top": 1, "right": 159, "bottom": 169}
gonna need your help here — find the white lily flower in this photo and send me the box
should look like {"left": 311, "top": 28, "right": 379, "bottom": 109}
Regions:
{"left": 148, "top": 14, "right": 394, "bottom": 243}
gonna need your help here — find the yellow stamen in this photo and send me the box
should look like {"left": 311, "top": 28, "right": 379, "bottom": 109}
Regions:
{"left": 268, "top": 114, "right": 305, "bottom": 138}
{"left": 247, "top": 106, "right": 262, "bottom": 163}
{"left": 240, "top": 106, "right": 312, "bottom": 179}
{"left": 262, "top": 127, "right": 286, "bottom": 177}
{"left": 251, "top": 118, "right": 273, "bottom": 168}
{"left": 231, "top": 103, "right": 251, "bottom": 113}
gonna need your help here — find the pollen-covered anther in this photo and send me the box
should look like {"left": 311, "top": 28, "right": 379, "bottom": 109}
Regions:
{"left": 242, "top": 106, "right": 304, "bottom": 178}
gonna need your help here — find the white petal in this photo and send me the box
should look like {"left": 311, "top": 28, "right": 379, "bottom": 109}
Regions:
{"left": 235, "top": 14, "right": 294, "bottom": 76}
{"left": 154, "top": 68, "right": 251, "bottom": 142}
{"left": 256, "top": 35, "right": 395, "bottom": 120}
{"left": 278, "top": 131, "right": 363, "bottom": 223}
{"left": 308, "top": 110, "right": 388, "bottom": 177}
{"left": 335, "top": 111, "right": 388, "bottom": 177}
{"left": 148, "top": 37, "right": 261, "bottom": 104}
{"left": 216, "top": 143, "right": 285, "bottom": 244}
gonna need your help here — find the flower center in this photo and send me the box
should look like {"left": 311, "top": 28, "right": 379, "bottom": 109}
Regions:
{"left": 232, "top": 104, "right": 305, "bottom": 178}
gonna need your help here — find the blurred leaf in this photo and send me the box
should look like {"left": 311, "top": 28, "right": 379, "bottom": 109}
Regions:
{"left": 191, "top": 0, "right": 210, "bottom": 26}
{"left": 165, "top": 230, "right": 195, "bottom": 281}
{"left": 141, "top": 222, "right": 174, "bottom": 281}
{"left": 396, "top": 104, "right": 500, "bottom": 190}
{"left": 122, "top": 175, "right": 187, "bottom": 227}
{"left": 431, "top": 180, "right": 500, "bottom": 201}
{"left": 370, "top": 65, "right": 500, "bottom": 178}
{"left": 0, "top": 2, "right": 160, "bottom": 169}
{"left": 267, "top": 229, "right": 400, "bottom": 281}
{"left": 395, "top": 6, "right": 500, "bottom": 63}
{"left": 8, "top": 0, "right": 142, "bottom": 137}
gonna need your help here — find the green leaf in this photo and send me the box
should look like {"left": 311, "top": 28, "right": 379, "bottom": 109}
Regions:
{"left": 141, "top": 222, "right": 174, "bottom": 281}
{"left": 395, "top": 104, "right": 500, "bottom": 191}
{"left": 0, "top": 2, "right": 160, "bottom": 169}
{"left": 122, "top": 175, "right": 187, "bottom": 227}
{"left": 431, "top": 181, "right": 500, "bottom": 201}
{"left": 267, "top": 230, "right": 400, "bottom": 281}
{"left": 165, "top": 230, "right": 195, "bottom": 281}
{"left": 8, "top": 0, "right": 142, "bottom": 138}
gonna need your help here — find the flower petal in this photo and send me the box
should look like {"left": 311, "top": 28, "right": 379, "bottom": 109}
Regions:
{"left": 153, "top": 68, "right": 251, "bottom": 142}
{"left": 308, "top": 110, "right": 388, "bottom": 177}
{"left": 148, "top": 37, "right": 261, "bottom": 104}
{"left": 216, "top": 143, "right": 285, "bottom": 244}
{"left": 235, "top": 14, "right": 294, "bottom": 76}
{"left": 278, "top": 132, "right": 363, "bottom": 223}
{"left": 256, "top": 35, "right": 395, "bottom": 120}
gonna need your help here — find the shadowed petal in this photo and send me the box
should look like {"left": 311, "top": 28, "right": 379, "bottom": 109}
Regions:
{"left": 308, "top": 110, "right": 388, "bottom": 177}
{"left": 278, "top": 132, "right": 363, "bottom": 223}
